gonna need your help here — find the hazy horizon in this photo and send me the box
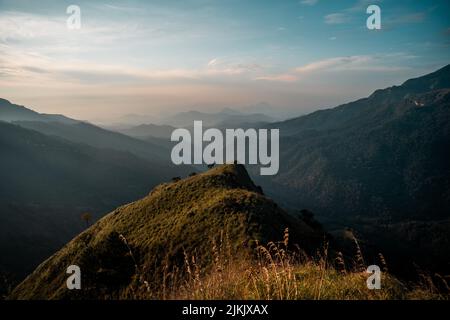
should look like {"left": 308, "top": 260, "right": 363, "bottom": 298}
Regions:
{"left": 0, "top": 0, "right": 449, "bottom": 123}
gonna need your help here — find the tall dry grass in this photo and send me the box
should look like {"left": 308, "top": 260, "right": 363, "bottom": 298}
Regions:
{"left": 122, "top": 230, "right": 448, "bottom": 300}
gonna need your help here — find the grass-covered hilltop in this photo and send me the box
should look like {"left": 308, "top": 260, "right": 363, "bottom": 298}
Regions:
{"left": 9, "top": 165, "right": 447, "bottom": 300}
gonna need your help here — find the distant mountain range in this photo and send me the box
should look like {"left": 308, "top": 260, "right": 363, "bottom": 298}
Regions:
{"left": 116, "top": 123, "right": 176, "bottom": 140}
{"left": 109, "top": 105, "right": 279, "bottom": 130}
{"left": 158, "top": 108, "right": 276, "bottom": 128}
{"left": 108, "top": 108, "right": 278, "bottom": 149}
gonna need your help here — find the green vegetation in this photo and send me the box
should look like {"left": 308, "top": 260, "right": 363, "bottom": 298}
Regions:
{"left": 8, "top": 164, "right": 320, "bottom": 299}
{"left": 8, "top": 165, "right": 447, "bottom": 300}
{"left": 81, "top": 212, "right": 93, "bottom": 228}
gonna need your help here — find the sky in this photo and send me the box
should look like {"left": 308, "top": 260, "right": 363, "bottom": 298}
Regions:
{"left": 0, "top": 0, "right": 449, "bottom": 123}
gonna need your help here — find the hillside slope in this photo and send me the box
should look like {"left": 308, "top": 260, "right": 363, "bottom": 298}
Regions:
{"left": 10, "top": 164, "right": 322, "bottom": 299}
{"left": 0, "top": 98, "right": 78, "bottom": 124}
{"left": 13, "top": 120, "right": 170, "bottom": 163}
{"left": 0, "top": 121, "right": 189, "bottom": 276}
{"left": 249, "top": 65, "right": 450, "bottom": 275}
{"left": 257, "top": 65, "right": 450, "bottom": 221}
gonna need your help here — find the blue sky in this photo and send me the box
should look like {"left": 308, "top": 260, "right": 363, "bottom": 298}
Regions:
{"left": 0, "top": 0, "right": 448, "bottom": 122}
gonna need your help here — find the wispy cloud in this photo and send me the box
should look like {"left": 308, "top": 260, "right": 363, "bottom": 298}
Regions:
{"left": 0, "top": 11, "right": 150, "bottom": 50}
{"left": 300, "top": 0, "right": 318, "bottom": 6}
{"left": 295, "top": 56, "right": 370, "bottom": 73}
{"left": 295, "top": 55, "right": 410, "bottom": 73}
{"left": 99, "top": 4, "right": 142, "bottom": 12}
{"left": 206, "top": 58, "right": 262, "bottom": 76}
{"left": 324, "top": 13, "right": 349, "bottom": 25}
{"left": 255, "top": 54, "right": 412, "bottom": 82}
{"left": 255, "top": 74, "right": 298, "bottom": 82}
{"left": 207, "top": 58, "right": 219, "bottom": 67}
{"left": 0, "top": 42, "right": 265, "bottom": 88}
{"left": 386, "top": 12, "right": 426, "bottom": 25}
{"left": 346, "top": 0, "right": 383, "bottom": 13}
{"left": 323, "top": 0, "right": 382, "bottom": 25}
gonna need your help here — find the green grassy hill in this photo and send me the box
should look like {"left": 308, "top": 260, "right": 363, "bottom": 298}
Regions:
{"left": 9, "top": 164, "right": 323, "bottom": 299}
{"left": 9, "top": 164, "right": 447, "bottom": 300}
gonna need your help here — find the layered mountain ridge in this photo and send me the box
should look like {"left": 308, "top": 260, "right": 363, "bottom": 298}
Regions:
{"left": 256, "top": 65, "right": 450, "bottom": 222}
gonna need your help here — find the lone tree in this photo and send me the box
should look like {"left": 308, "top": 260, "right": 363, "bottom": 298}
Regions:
{"left": 256, "top": 185, "right": 264, "bottom": 195}
{"left": 81, "top": 212, "right": 92, "bottom": 228}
